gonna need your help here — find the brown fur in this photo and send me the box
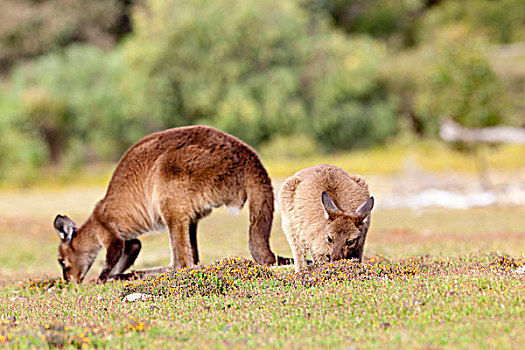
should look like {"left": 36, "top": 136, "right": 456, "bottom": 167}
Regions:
{"left": 278, "top": 164, "right": 374, "bottom": 272}
{"left": 54, "top": 125, "right": 276, "bottom": 282}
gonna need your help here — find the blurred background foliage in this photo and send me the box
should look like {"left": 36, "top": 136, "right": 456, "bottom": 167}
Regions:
{"left": 0, "top": 0, "right": 524, "bottom": 182}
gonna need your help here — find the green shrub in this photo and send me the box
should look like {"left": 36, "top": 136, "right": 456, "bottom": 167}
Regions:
{"left": 304, "top": 0, "right": 423, "bottom": 41}
{"left": 0, "top": 92, "right": 47, "bottom": 182}
{"left": 125, "top": 0, "right": 397, "bottom": 150}
{"left": 417, "top": 0, "right": 525, "bottom": 45}
{"left": 8, "top": 44, "right": 163, "bottom": 165}
{"left": 307, "top": 34, "right": 398, "bottom": 149}
{"left": 414, "top": 40, "right": 509, "bottom": 134}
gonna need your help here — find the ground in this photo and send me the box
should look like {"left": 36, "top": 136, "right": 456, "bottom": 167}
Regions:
{"left": 0, "top": 159, "right": 524, "bottom": 348}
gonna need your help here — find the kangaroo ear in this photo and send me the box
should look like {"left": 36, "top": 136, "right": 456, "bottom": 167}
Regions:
{"left": 54, "top": 215, "right": 77, "bottom": 244}
{"left": 356, "top": 196, "right": 374, "bottom": 219}
{"left": 321, "top": 191, "right": 340, "bottom": 220}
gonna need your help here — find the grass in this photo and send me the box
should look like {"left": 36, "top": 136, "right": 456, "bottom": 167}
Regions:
{"left": 1, "top": 254, "right": 523, "bottom": 349}
{"left": 1, "top": 155, "right": 524, "bottom": 348}
{"left": 2, "top": 194, "right": 525, "bottom": 280}
{"left": 264, "top": 142, "right": 525, "bottom": 178}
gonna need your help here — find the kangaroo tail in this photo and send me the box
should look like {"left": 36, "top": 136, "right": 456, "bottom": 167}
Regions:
{"left": 246, "top": 163, "right": 276, "bottom": 266}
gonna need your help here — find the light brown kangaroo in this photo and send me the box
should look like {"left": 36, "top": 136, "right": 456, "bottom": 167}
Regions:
{"left": 279, "top": 164, "right": 374, "bottom": 272}
{"left": 53, "top": 125, "right": 277, "bottom": 283}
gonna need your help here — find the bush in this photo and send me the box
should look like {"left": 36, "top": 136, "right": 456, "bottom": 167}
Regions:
{"left": 125, "top": 0, "right": 398, "bottom": 150}
{"left": 0, "top": 91, "right": 47, "bottom": 182}
{"left": 417, "top": 0, "right": 525, "bottom": 45}
{"left": 306, "top": 34, "right": 398, "bottom": 150}
{"left": 8, "top": 44, "right": 164, "bottom": 165}
{"left": 414, "top": 40, "right": 509, "bottom": 134}
{"left": 304, "top": 0, "right": 423, "bottom": 41}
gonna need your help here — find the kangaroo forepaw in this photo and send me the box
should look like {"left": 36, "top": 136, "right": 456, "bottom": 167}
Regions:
{"left": 276, "top": 256, "right": 293, "bottom": 266}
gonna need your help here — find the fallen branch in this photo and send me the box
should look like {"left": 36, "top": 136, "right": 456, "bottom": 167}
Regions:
{"left": 440, "top": 118, "right": 525, "bottom": 144}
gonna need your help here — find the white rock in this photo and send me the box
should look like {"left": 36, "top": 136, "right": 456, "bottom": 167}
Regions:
{"left": 514, "top": 266, "right": 525, "bottom": 275}
{"left": 122, "top": 293, "right": 152, "bottom": 302}
{"left": 10, "top": 296, "right": 28, "bottom": 302}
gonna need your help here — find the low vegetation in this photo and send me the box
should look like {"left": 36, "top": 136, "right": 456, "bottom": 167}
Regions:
{"left": 121, "top": 257, "right": 275, "bottom": 299}
{"left": 1, "top": 253, "right": 523, "bottom": 348}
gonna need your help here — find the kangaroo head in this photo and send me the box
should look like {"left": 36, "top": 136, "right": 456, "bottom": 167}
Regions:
{"left": 321, "top": 191, "right": 374, "bottom": 262}
{"left": 54, "top": 215, "right": 98, "bottom": 283}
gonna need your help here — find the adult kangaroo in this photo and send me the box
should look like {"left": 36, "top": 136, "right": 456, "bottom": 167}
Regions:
{"left": 53, "top": 125, "right": 276, "bottom": 282}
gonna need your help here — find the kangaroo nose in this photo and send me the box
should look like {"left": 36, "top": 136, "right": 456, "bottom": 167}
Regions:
{"left": 325, "top": 254, "right": 331, "bottom": 262}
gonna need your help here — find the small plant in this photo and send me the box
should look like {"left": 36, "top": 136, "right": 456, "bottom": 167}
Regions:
{"left": 0, "top": 317, "right": 16, "bottom": 345}
{"left": 38, "top": 322, "right": 131, "bottom": 348}
{"left": 288, "top": 255, "right": 429, "bottom": 286}
{"left": 22, "top": 277, "right": 71, "bottom": 293}
{"left": 122, "top": 256, "right": 276, "bottom": 298}
{"left": 489, "top": 252, "right": 525, "bottom": 271}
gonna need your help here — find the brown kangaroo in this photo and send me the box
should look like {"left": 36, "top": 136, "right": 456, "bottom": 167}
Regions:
{"left": 53, "top": 125, "right": 277, "bottom": 282}
{"left": 279, "top": 164, "right": 374, "bottom": 272}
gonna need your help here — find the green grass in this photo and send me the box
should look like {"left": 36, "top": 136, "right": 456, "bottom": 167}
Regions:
{"left": 0, "top": 184, "right": 524, "bottom": 348}
{"left": 1, "top": 254, "right": 523, "bottom": 349}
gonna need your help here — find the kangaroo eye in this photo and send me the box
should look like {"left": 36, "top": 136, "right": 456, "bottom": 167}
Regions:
{"left": 346, "top": 239, "right": 357, "bottom": 246}
{"left": 58, "top": 259, "right": 66, "bottom": 267}
{"left": 327, "top": 236, "right": 333, "bottom": 243}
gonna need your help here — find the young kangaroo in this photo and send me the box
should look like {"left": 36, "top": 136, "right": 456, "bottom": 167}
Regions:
{"left": 53, "top": 125, "right": 276, "bottom": 283}
{"left": 279, "top": 164, "right": 374, "bottom": 272}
